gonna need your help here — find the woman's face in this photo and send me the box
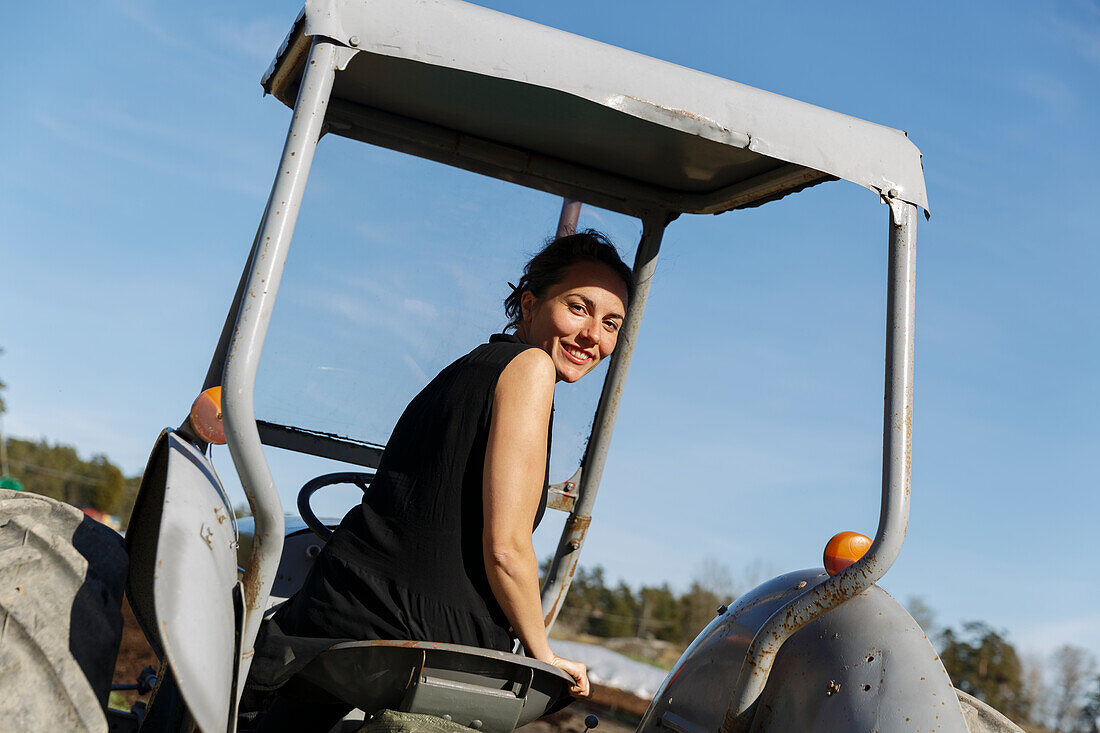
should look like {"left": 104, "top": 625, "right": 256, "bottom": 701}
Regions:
{"left": 519, "top": 261, "right": 630, "bottom": 383}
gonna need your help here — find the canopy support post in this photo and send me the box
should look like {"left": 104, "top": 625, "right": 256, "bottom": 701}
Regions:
{"left": 540, "top": 211, "right": 669, "bottom": 630}
{"left": 222, "top": 37, "right": 339, "bottom": 700}
{"left": 721, "top": 199, "right": 917, "bottom": 732}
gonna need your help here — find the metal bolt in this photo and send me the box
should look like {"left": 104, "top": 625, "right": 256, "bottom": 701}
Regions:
{"left": 569, "top": 540, "right": 580, "bottom": 551}
{"left": 717, "top": 604, "right": 728, "bottom": 615}
{"left": 470, "top": 720, "right": 483, "bottom": 730}
{"left": 887, "top": 188, "right": 899, "bottom": 198}
{"left": 349, "top": 35, "right": 360, "bottom": 46}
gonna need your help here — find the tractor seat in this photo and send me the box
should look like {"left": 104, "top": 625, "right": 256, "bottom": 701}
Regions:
{"left": 298, "top": 640, "right": 575, "bottom": 733}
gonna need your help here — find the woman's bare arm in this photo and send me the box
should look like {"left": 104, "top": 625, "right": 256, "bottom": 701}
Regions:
{"left": 482, "top": 348, "right": 590, "bottom": 696}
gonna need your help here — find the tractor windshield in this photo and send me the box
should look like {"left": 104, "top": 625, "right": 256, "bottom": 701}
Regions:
{"left": 251, "top": 137, "right": 643, "bottom": 483}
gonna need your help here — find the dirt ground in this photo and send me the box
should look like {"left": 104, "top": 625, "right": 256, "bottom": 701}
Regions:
{"left": 110, "top": 597, "right": 159, "bottom": 708}
{"left": 519, "top": 684, "right": 649, "bottom": 733}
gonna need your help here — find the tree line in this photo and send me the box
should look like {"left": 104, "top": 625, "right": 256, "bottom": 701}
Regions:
{"left": 932, "top": 619, "right": 1099, "bottom": 732}
{"left": 549, "top": 561, "right": 751, "bottom": 646}
{"left": 1, "top": 352, "right": 142, "bottom": 523}
{"left": 2, "top": 437, "right": 142, "bottom": 524}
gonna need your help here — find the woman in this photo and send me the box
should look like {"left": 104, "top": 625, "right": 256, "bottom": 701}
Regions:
{"left": 247, "top": 230, "right": 633, "bottom": 731}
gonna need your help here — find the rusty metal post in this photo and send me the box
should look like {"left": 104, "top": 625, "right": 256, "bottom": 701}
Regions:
{"left": 540, "top": 211, "right": 668, "bottom": 629}
{"left": 720, "top": 199, "right": 918, "bottom": 732}
{"left": 556, "top": 198, "right": 582, "bottom": 237}
{"left": 221, "top": 37, "right": 339, "bottom": 696}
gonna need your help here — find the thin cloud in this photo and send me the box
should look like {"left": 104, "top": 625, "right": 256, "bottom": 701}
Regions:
{"left": 403, "top": 298, "right": 439, "bottom": 319}
{"left": 204, "top": 16, "right": 291, "bottom": 64}
{"left": 35, "top": 109, "right": 268, "bottom": 199}
{"left": 1048, "top": 8, "right": 1100, "bottom": 67}
{"left": 303, "top": 288, "right": 441, "bottom": 358}
{"left": 401, "top": 354, "right": 429, "bottom": 382}
{"left": 104, "top": 0, "right": 222, "bottom": 65}
{"left": 1016, "top": 70, "right": 1077, "bottom": 121}
{"left": 1017, "top": 611, "right": 1100, "bottom": 658}
{"left": 36, "top": 112, "right": 164, "bottom": 171}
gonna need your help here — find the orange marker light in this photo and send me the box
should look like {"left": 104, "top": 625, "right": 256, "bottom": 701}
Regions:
{"left": 823, "top": 531, "right": 872, "bottom": 576}
{"left": 190, "top": 386, "right": 226, "bottom": 445}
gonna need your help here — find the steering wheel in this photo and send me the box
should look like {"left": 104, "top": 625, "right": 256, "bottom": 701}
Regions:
{"left": 297, "top": 472, "right": 374, "bottom": 542}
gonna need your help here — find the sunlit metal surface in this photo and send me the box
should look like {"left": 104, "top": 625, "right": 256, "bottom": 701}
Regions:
{"left": 262, "top": 0, "right": 928, "bottom": 217}
{"left": 146, "top": 433, "right": 239, "bottom": 733}
{"left": 721, "top": 201, "right": 919, "bottom": 731}
{"left": 221, "top": 38, "right": 339, "bottom": 698}
{"left": 540, "top": 213, "right": 668, "bottom": 629}
{"left": 639, "top": 570, "right": 965, "bottom": 733}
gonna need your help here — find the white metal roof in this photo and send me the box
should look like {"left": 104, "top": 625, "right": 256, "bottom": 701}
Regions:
{"left": 263, "top": 0, "right": 928, "bottom": 217}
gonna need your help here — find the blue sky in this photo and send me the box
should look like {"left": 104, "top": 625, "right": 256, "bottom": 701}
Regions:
{"left": 2, "top": 0, "right": 1097, "bottom": 668}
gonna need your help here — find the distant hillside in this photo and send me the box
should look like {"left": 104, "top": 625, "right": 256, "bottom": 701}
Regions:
{"left": 4, "top": 437, "right": 142, "bottom": 527}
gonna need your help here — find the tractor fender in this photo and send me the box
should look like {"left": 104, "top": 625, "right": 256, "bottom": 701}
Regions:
{"left": 638, "top": 569, "right": 967, "bottom": 733}
{"left": 127, "top": 430, "right": 242, "bottom": 733}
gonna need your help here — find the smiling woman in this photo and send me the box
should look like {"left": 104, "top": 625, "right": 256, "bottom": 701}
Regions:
{"left": 508, "top": 231, "right": 634, "bottom": 383}
{"left": 243, "top": 230, "right": 634, "bottom": 731}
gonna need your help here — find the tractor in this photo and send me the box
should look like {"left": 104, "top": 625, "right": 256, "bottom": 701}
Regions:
{"left": 0, "top": 1, "right": 1023, "bottom": 732}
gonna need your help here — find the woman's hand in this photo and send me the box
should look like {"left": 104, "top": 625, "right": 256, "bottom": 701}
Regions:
{"left": 549, "top": 654, "right": 591, "bottom": 698}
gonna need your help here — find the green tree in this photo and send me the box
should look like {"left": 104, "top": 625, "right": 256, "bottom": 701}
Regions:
{"left": 638, "top": 584, "right": 679, "bottom": 641}
{"left": 554, "top": 564, "right": 609, "bottom": 636}
{"left": 940, "top": 622, "right": 1028, "bottom": 721}
{"left": 1080, "top": 674, "right": 1100, "bottom": 733}
{"left": 549, "top": 560, "right": 751, "bottom": 644}
{"left": 676, "top": 580, "right": 723, "bottom": 645}
{"left": 4, "top": 437, "right": 140, "bottom": 524}
{"left": 1049, "top": 645, "right": 1097, "bottom": 733}
{"left": 88, "top": 457, "right": 126, "bottom": 513}
{"left": 675, "top": 558, "right": 735, "bottom": 645}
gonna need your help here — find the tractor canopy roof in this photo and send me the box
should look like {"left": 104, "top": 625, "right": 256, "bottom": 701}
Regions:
{"left": 263, "top": 0, "right": 929, "bottom": 219}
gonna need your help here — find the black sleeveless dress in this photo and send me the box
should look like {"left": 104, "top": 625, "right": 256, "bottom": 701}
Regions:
{"left": 248, "top": 334, "right": 550, "bottom": 691}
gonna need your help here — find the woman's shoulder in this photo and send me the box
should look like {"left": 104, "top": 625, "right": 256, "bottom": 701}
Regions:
{"left": 464, "top": 333, "right": 541, "bottom": 367}
{"left": 426, "top": 334, "right": 541, "bottom": 393}
{"left": 440, "top": 335, "right": 552, "bottom": 398}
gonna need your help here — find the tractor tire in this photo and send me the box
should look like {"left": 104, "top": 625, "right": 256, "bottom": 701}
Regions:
{"left": 0, "top": 489, "right": 129, "bottom": 733}
{"left": 956, "top": 689, "right": 1025, "bottom": 733}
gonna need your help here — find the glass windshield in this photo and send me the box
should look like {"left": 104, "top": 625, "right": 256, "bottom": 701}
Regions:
{"left": 253, "top": 135, "right": 643, "bottom": 482}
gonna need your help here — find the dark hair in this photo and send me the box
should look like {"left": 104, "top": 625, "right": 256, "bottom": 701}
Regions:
{"left": 504, "top": 229, "right": 634, "bottom": 332}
